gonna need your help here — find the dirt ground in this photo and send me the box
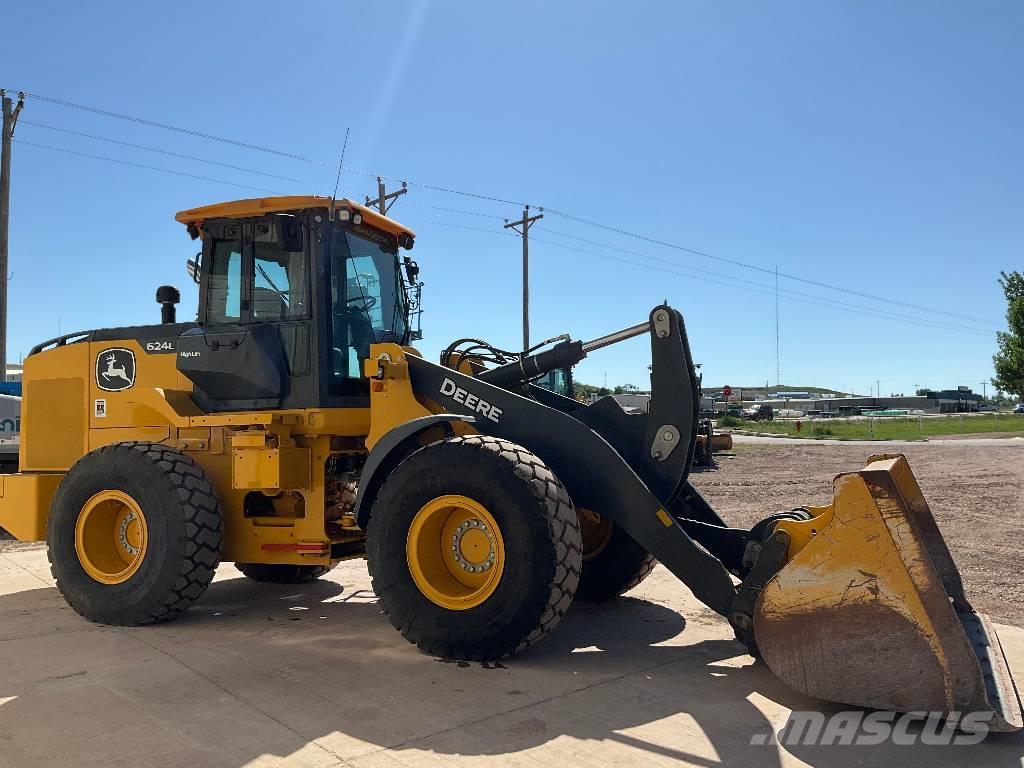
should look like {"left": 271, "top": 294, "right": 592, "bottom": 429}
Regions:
{"left": 691, "top": 442, "right": 1024, "bottom": 625}
{"left": 2, "top": 442, "right": 1021, "bottom": 624}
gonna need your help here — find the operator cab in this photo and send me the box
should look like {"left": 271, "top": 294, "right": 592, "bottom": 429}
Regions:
{"left": 174, "top": 196, "right": 420, "bottom": 412}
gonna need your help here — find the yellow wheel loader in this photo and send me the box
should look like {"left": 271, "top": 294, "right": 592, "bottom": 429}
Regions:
{"left": 0, "top": 196, "right": 1018, "bottom": 731}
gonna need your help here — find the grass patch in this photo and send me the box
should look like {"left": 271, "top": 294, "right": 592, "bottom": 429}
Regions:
{"left": 730, "top": 413, "right": 1024, "bottom": 441}
{"left": 718, "top": 415, "right": 743, "bottom": 428}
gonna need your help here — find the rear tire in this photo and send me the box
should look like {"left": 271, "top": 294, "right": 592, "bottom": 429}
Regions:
{"left": 236, "top": 563, "right": 334, "bottom": 584}
{"left": 47, "top": 442, "right": 223, "bottom": 626}
{"left": 367, "top": 435, "right": 582, "bottom": 660}
{"left": 575, "top": 509, "right": 656, "bottom": 601}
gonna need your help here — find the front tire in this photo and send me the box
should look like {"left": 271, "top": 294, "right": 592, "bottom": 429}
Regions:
{"left": 575, "top": 508, "right": 656, "bottom": 601}
{"left": 47, "top": 442, "right": 223, "bottom": 626}
{"left": 367, "top": 436, "right": 582, "bottom": 660}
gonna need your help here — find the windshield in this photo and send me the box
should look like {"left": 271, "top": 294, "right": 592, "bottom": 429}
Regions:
{"left": 535, "top": 368, "right": 570, "bottom": 397}
{"left": 329, "top": 225, "right": 408, "bottom": 389}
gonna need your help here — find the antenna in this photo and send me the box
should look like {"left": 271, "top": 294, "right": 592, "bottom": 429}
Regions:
{"left": 329, "top": 126, "right": 351, "bottom": 220}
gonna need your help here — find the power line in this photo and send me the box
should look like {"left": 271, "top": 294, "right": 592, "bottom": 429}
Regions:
{"left": 527, "top": 234, "right": 992, "bottom": 336}
{"left": 533, "top": 226, "right": 997, "bottom": 332}
{"left": 15, "top": 140, "right": 281, "bottom": 194}
{"left": 7, "top": 89, "right": 1003, "bottom": 327}
{"left": 403, "top": 200, "right": 505, "bottom": 219}
{"left": 431, "top": 218, "right": 993, "bottom": 337}
{"left": 9, "top": 131, "right": 1002, "bottom": 339}
{"left": 20, "top": 120, "right": 310, "bottom": 183}
{"left": 540, "top": 238, "right": 993, "bottom": 337}
{"left": 541, "top": 207, "right": 1000, "bottom": 328}
{"left": 12, "top": 90, "right": 330, "bottom": 166}
{"left": 7, "top": 128, "right": 1005, "bottom": 337}
{"left": 426, "top": 219, "right": 519, "bottom": 237}
{"left": 7, "top": 89, "right": 531, "bottom": 205}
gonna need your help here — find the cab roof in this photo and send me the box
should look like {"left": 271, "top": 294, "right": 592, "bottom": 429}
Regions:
{"left": 174, "top": 195, "right": 415, "bottom": 238}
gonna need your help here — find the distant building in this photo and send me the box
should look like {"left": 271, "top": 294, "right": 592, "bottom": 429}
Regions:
{"left": 745, "top": 388, "right": 983, "bottom": 416}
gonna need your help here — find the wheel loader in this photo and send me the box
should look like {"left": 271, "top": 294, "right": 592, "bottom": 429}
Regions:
{"left": 0, "top": 195, "right": 1018, "bottom": 731}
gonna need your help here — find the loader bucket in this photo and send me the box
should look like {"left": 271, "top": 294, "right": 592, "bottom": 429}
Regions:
{"left": 753, "top": 454, "right": 1022, "bottom": 732}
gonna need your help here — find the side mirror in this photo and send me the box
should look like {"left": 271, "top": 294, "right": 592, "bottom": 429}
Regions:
{"left": 186, "top": 253, "right": 201, "bottom": 284}
{"left": 275, "top": 215, "right": 304, "bottom": 253}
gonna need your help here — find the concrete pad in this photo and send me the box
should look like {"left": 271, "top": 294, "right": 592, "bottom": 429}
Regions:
{"left": 0, "top": 548, "right": 1020, "bottom": 768}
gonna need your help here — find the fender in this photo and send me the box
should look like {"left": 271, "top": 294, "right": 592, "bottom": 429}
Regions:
{"left": 353, "top": 413, "right": 476, "bottom": 529}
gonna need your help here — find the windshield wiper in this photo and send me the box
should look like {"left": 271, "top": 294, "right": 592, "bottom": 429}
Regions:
{"left": 256, "top": 264, "right": 289, "bottom": 306}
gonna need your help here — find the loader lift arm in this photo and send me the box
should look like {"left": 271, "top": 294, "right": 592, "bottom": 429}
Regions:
{"left": 359, "top": 306, "right": 771, "bottom": 619}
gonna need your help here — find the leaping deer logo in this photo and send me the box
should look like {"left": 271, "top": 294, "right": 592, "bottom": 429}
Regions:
{"left": 97, "top": 350, "right": 135, "bottom": 390}
{"left": 101, "top": 354, "right": 131, "bottom": 384}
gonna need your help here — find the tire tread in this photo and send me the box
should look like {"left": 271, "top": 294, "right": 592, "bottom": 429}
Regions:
{"left": 369, "top": 435, "right": 582, "bottom": 659}
{"left": 48, "top": 441, "right": 223, "bottom": 625}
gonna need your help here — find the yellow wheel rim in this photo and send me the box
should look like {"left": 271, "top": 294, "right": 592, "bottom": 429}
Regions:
{"left": 74, "top": 490, "right": 148, "bottom": 585}
{"left": 578, "top": 507, "right": 613, "bottom": 561}
{"left": 406, "top": 495, "right": 505, "bottom": 610}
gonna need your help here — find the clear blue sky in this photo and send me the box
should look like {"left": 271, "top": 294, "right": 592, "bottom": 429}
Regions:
{"left": 2, "top": 1, "right": 1020, "bottom": 396}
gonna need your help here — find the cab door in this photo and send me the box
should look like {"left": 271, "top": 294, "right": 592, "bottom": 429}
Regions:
{"left": 183, "top": 216, "right": 315, "bottom": 411}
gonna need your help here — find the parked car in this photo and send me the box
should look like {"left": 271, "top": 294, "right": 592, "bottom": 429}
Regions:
{"left": 742, "top": 403, "right": 774, "bottom": 421}
{"left": 1015, "top": 403, "right": 1024, "bottom": 414}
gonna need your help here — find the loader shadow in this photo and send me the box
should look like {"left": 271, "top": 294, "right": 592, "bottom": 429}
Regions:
{"left": 0, "top": 574, "right": 1021, "bottom": 768}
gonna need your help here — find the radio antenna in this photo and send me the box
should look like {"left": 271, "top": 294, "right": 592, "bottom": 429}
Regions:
{"left": 329, "top": 127, "right": 351, "bottom": 220}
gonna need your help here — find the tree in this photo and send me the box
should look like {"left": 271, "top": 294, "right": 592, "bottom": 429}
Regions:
{"left": 992, "top": 271, "right": 1024, "bottom": 401}
{"left": 915, "top": 387, "right": 934, "bottom": 397}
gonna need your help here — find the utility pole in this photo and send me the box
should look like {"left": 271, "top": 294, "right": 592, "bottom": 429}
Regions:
{"left": 364, "top": 176, "right": 407, "bottom": 215}
{"left": 504, "top": 205, "right": 543, "bottom": 351}
{"left": 980, "top": 381, "right": 987, "bottom": 400}
{"left": 774, "top": 265, "right": 780, "bottom": 386}
{"left": 0, "top": 91, "right": 24, "bottom": 382}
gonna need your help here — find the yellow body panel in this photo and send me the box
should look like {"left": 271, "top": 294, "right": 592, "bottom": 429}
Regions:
{"left": 364, "top": 343, "right": 437, "bottom": 450}
{"left": 0, "top": 337, "right": 377, "bottom": 566}
{"left": 232, "top": 446, "right": 311, "bottom": 491}
{"left": 20, "top": 343, "right": 90, "bottom": 471}
{"left": 0, "top": 473, "right": 62, "bottom": 541}
{"left": 89, "top": 341, "right": 193, "bottom": 431}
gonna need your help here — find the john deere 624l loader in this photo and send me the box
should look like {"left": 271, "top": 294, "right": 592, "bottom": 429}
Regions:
{"left": 0, "top": 196, "right": 1018, "bottom": 730}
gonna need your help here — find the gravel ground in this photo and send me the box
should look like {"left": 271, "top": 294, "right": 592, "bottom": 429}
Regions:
{"left": 2, "top": 442, "right": 1020, "bottom": 623}
{"left": 691, "top": 442, "right": 1024, "bottom": 625}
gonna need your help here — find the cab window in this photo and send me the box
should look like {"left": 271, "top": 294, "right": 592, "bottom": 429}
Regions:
{"left": 328, "top": 225, "right": 407, "bottom": 395}
{"left": 253, "top": 240, "right": 309, "bottom": 320}
{"left": 203, "top": 221, "right": 309, "bottom": 324}
{"left": 207, "top": 239, "right": 242, "bottom": 323}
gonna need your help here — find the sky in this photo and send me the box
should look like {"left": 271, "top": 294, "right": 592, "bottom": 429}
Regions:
{"left": 1, "top": 0, "right": 1021, "bottom": 396}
